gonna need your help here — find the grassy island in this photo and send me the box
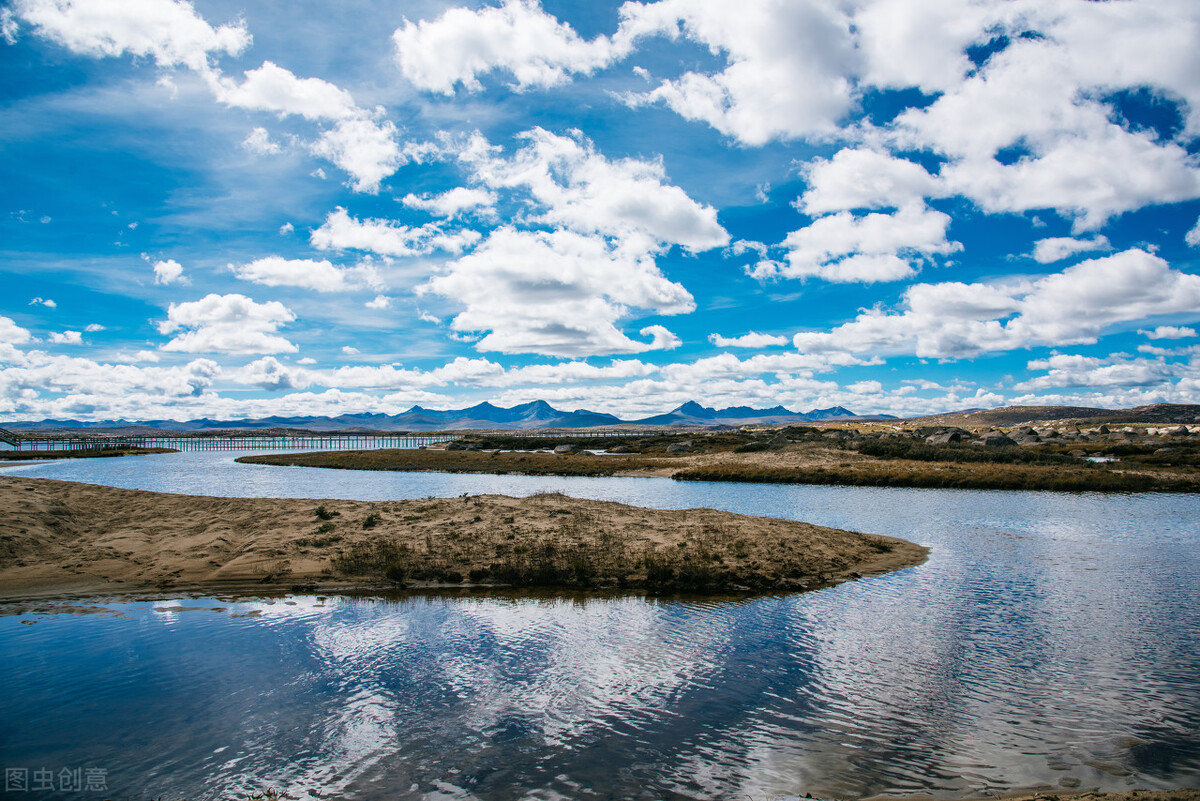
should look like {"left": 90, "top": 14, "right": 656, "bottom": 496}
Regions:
{"left": 0, "top": 475, "right": 926, "bottom": 601}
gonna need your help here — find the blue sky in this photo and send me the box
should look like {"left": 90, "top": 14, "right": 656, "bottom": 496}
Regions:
{"left": 2, "top": 0, "right": 1199, "bottom": 422}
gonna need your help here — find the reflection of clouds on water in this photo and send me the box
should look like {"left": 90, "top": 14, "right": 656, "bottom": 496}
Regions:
{"left": 438, "top": 597, "right": 735, "bottom": 747}
{"left": 681, "top": 496, "right": 1200, "bottom": 800}
{"left": 277, "top": 594, "right": 745, "bottom": 798}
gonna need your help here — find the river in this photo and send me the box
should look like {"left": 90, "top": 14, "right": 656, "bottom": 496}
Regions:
{"left": 1, "top": 450, "right": 1197, "bottom": 800}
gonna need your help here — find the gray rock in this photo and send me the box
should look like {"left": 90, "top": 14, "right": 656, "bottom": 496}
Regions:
{"left": 553, "top": 444, "right": 578, "bottom": 454}
{"left": 982, "top": 433, "right": 1017, "bottom": 447}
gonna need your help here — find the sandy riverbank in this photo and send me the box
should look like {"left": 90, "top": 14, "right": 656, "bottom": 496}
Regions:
{"left": 0, "top": 475, "right": 926, "bottom": 602}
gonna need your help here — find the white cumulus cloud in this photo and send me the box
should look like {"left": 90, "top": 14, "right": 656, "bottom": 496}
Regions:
{"left": 708, "top": 332, "right": 789, "bottom": 348}
{"left": 1187, "top": 217, "right": 1200, "bottom": 248}
{"left": 48, "top": 330, "right": 82, "bottom": 345}
{"left": 242, "top": 126, "right": 283, "bottom": 155}
{"left": 153, "top": 259, "right": 186, "bottom": 285}
{"left": 402, "top": 187, "right": 497, "bottom": 218}
{"left": 798, "top": 148, "right": 942, "bottom": 215}
{"left": 393, "top": 0, "right": 622, "bottom": 94}
{"left": 0, "top": 316, "right": 33, "bottom": 363}
{"left": 1140, "top": 326, "right": 1197, "bottom": 340}
{"left": 1031, "top": 236, "right": 1112, "bottom": 264}
{"left": 619, "top": 0, "right": 859, "bottom": 145}
{"left": 310, "top": 207, "right": 477, "bottom": 257}
{"left": 758, "top": 204, "right": 960, "bottom": 283}
{"left": 793, "top": 249, "right": 1200, "bottom": 359}
{"left": 211, "top": 60, "right": 358, "bottom": 121}
{"left": 12, "top": 0, "right": 250, "bottom": 70}
{"left": 230, "top": 256, "right": 368, "bottom": 293}
{"left": 309, "top": 118, "right": 404, "bottom": 194}
{"left": 157, "top": 293, "right": 298, "bottom": 354}
{"left": 365, "top": 295, "right": 392, "bottom": 310}
{"left": 420, "top": 226, "right": 693, "bottom": 357}
{"left": 464, "top": 128, "right": 728, "bottom": 252}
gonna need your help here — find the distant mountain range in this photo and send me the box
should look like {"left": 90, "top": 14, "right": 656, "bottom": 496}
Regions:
{"left": 3, "top": 400, "right": 868, "bottom": 434}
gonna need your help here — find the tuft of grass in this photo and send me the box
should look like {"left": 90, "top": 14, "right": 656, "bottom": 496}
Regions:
{"left": 314, "top": 505, "right": 339, "bottom": 520}
{"left": 361, "top": 512, "right": 382, "bottom": 529}
{"left": 295, "top": 533, "right": 341, "bottom": 548}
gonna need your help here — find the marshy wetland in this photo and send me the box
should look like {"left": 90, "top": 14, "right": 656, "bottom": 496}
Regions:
{"left": 239, "top": 422, "right": 1200, "bottom": 492}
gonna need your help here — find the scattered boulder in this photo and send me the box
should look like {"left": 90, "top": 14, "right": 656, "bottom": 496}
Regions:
{"left": 926, "top": 431, "right": 963, "bottom": 445}
{"left": 1168, "top": 426, "right": 1191, "bottom": 436}
{"left": 553, "top": 444, "right": 578, "bottom": 454}
{"left": 1010, "top": 427, "right": 1040, "bottom": 444}
{"left": 607, "top": 445, "right": 638, "bottom": 454}
{"left": 667, "top": 440, "right": 694, "bottom": 453}
{"left": 981, "top": 433, "right": 1017, "bottom": 447}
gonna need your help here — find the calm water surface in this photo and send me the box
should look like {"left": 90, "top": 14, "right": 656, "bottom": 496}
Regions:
{"left": 1, "top": 451, "right": 1198, "bottom": 800}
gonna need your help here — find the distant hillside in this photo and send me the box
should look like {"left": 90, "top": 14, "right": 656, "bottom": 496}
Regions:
{"left": 912, "top": 403, "right": 1200, "bottom": 427}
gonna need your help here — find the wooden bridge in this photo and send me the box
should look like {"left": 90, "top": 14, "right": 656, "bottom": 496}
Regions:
{"left": 0, "top": 427, "right": 672, "bottom": 453}
{"left": 0, "top": 431, "right": 452, "bottom": 452}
